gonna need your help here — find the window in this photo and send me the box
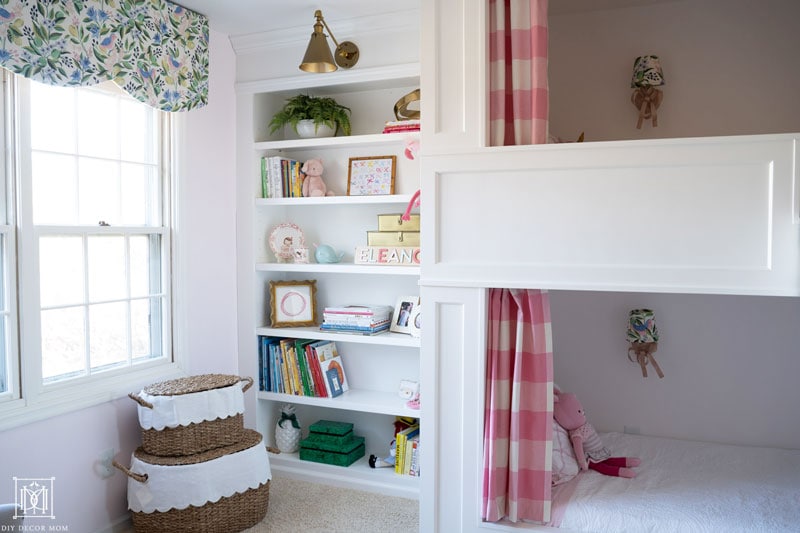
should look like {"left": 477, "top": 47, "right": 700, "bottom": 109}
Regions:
{"left": 0, "top": 74, "right": 178, "bottom": 427}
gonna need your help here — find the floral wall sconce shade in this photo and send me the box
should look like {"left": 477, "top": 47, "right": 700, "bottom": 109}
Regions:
{"left": 627, "top": 308, "right": 665, "bottom": 378}
{"left": 631, "top": 55, "right": 665, "bottom": 129}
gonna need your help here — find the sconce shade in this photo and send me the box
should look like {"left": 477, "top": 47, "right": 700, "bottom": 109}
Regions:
{"left": 627, "top": 309, "right": 659, "bottom": 344}
{"left": 631, "top": 55, "right": 665, "bottom": 88}
{"left": 299, "top": 10, "right": 359, "bottom": 73}
{"left": 300, "top": 20, "right": 337, "bottom": 73}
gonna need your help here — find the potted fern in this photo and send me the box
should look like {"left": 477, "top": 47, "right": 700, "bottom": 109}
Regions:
{"left": 269, "top": 93, "right": 352, "bottom": 138}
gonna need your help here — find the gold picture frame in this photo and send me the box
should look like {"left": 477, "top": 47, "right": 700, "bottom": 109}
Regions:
{"left": 269, "top": 279, "right": 318, "bottom": 327}
{"left": 347, "top": 155, "right": 396, "bottom": 196}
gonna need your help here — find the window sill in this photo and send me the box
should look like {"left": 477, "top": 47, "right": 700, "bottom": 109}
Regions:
{"left": 0, "top": 361, "right": 186, "bottom": 431}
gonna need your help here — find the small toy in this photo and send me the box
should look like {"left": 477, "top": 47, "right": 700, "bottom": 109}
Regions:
{"left": 398, "top": 379, "right": 419, "bottom": 400}
{"left": 404, "top": 138, "right": 419, "bottom": 160}
{"left": 313, "top": 243, "right": 344, "bottom": 263}
{"left": 368, "top": 439, "right": 396, "bottom": 468}
{"left": 553, "top": 388, "right": 641, "bottom": 478}
{"left": 301, "top": 158, "right": 334, "bottom": 197}
{"left": 401, "top": 138, "right": 420, "bottom": 222}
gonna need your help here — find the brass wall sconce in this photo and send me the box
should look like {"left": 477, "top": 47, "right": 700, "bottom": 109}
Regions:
{"left": 299, "top": 10, "right": 360, "bottom": 73}
{"left": 627, "top": 308, "right": 664, "bottom": 378}
{"left": 630, "top": 55, "right": 664, "bottom": 129}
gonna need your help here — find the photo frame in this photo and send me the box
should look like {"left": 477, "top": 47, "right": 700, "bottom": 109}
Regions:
{"left": 347, "top": 155, "right": 396, "bottom": 196}
{"left": 409, "top": 305, "right": 422, "bottom": 338}
{"left": 269, "top": 279, "right": 318, "bottom": 327}
{"left": 390, "top": 295, "right": 419, "bottom": 334}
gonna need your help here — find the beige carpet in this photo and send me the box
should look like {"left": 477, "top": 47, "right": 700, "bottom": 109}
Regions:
{"left": 243, "top": 476, "right": 419, "bottom": 533}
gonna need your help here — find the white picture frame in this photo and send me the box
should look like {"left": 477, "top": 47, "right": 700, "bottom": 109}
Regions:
{"left": 409, "top": 304, "right": 422, "bottom": 338}
{"left": 390, "top": 295, "right": 419, "bottom": 334}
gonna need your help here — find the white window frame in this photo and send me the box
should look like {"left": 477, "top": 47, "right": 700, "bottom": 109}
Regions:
{"left": 0, "top": 73, "right": 186, "bottom": 430}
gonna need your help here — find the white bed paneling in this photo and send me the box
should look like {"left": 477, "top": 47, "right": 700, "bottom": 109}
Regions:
{"left": 419, "top": 286, "right": 490, "bottom": 533}
{"left": 422, "top": 134, "right": 799, "bottom": 296}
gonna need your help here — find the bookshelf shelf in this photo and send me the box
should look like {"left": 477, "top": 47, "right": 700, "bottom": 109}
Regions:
{"left": 256, "top": 326, "right": 420, "bottom": 348}
{"left": 255, "top": 262, "right": 420, "bottom": 276}
{"left": 254, "top": 132, "right": 418, "bottom": 152}
{"left": 268, "top": 451, "right": 420, "bottom": 499}
{"left": 255, "top": 193, "right": 413, "bottom": 207}
{"left": 258, "top": 389, "right": 419, "bottom": 418}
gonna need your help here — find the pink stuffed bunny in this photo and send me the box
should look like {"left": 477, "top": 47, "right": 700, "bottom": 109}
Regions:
{"left": 553, "top": 388, "right": 641, "bottom": 478}
{"left": 301, "top": 158, "right": 334, "bottom": 197}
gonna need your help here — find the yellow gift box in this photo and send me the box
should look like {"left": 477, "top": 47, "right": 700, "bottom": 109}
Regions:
{"left": 377, "top": 213, "right": 420, "bottom": 232}
{"left": 367, "top": 231, "right": 420, "bottom": 246}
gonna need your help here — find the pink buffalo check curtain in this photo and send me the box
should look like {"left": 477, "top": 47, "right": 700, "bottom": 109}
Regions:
{"left": 482, "top": 289, "right": 553, "bottom": 523}
{"left": 488, "top": 0, "right": 549, "bottom": 146}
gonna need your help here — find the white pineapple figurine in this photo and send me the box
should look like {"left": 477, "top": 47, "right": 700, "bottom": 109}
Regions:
{"left": 275, "top": 403, "right": 301, "bottom": 453}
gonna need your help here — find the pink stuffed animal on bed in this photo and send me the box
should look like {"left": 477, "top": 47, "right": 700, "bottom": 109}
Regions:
{"left": 553, "top": 388, "right": 641, "bottom": 478}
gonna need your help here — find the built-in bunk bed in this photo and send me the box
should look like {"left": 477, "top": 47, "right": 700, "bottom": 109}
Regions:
{"left": 418, "top": 0, "right": 800, "bottom": 531}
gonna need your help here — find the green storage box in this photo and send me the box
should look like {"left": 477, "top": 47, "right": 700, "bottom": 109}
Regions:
{"left": 301, "top": 431, "right": 358, "bottom": 452}
{"left": 308, "top": 420, "right": 353, "bottom": 436}
{"left": 299, "top": 441, "right": 365, "bottom": 467}
{"left": 300, "top": 420, "right": 365, "bottom": 467}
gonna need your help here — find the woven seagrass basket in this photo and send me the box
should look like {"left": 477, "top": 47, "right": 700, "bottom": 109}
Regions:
{"left": 114, "top": 429, "right": 270, "bottom": 533}
{"left": 130, "top": 374, "right": 253, "bottom": 457}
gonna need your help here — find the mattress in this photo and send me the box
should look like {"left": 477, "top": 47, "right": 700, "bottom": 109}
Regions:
{"left": 550, "top": 432, "right": 800, "bottom": 532}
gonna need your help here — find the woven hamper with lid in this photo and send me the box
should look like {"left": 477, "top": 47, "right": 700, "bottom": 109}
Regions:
{"left": 114, "top": 429, "right": 271, "bottom": 533}
{"left": 130, "top": 374, "right": 252, "bottom": 456}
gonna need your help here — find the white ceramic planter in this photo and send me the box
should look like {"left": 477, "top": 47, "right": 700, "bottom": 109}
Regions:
{"left": 296, "top": 119, "right": 335, "bottom": 138}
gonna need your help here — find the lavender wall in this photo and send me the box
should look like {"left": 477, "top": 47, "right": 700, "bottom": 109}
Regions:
{"left": 549, "top": 0, "right": 800, "bottom": 142}
{"left": 551, "top": 290, "right": 800, "bottom": 449}
{"left": 0, "top": 30, "right": 238, "bottom": 533}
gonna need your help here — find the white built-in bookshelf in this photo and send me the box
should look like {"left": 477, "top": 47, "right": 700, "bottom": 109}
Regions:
{"left": 237, "top": 64, "right": 422, "bottom": 498}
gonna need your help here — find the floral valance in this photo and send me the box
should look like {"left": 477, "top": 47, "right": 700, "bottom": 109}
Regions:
{"left": 0, "top": 0, "right": 209, "bottom": 112}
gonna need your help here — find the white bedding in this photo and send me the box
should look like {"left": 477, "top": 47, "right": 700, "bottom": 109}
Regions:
{"left": 552, "top": 432, "right": 800, "bottom": 533}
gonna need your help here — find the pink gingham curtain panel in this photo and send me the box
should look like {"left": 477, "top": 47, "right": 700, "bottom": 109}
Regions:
{"left": 482, "top": 288, "right": 554, "bottom": 523}
{"left": 488, "top": 0, "right": 549, "bottom": 145}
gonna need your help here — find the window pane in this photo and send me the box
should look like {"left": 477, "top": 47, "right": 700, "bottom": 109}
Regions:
{"left": 131, "top": 298, "right": 159, "bottom": 360}
{"left": 130, "top": 235, "right": 161, "bottom": 297}
{"left": 120, "top": 99, "right": 158, "bottom": 164}
{"left": 39, "top": 236, "right": 84, "bottom": 308}
{"left": 120, "top": 163, "right": 157, "bottom": 225}
{"left": 77, "top": 90, "right": 119, "bottom": 160}
{"left": 78, "top": 158, "right": 120, "bottom": 225}
{"left": 88, "top": 236, "right": 126, "bottom": 302}
{"left": 42, "top": 307, "right": 86, "bottom": 381}
{"left": 0, "top": 318, "right": 5, "bottom": 393}
{"left": 89, "top": 301, "right": 128, "bottom": 370}
{"left": 32, "top": 152, "right": 78, "bottom": 225}
{"left": 30, "top": 82, "right": 76, "bottom": 153}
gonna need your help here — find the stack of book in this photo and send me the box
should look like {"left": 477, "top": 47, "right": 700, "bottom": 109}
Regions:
{"left": 394, "top": 417, "right": 420, "bottom": 476}
{"left": 320, "top": 304, "right": 393, "bottom": 335}
{"left": 260, "top": 156, "right": 304, "bottom": 199}
{"left": 258, "top": 337, "right": 349, "bottom": 398}
{"left": 382, "top": 119, "right": 420, "bottom": 134}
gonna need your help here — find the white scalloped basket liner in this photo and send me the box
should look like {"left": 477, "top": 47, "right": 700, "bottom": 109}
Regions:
{"left": 126, "top": 438, "right": 272, "bottom": 513}
{"left": 136, "top": 384, "right": 246, "bottom": 430}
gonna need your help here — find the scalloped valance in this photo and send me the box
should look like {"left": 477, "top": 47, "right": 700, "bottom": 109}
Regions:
{"left": 0, "top": 0, "right": 208, "bottom": 112}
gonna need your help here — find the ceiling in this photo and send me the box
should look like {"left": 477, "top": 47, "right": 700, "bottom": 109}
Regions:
{"left": 178, "top": 0, "right": 680, "bottom": 38}
{"left": 177, "top": 0, "right": 417, "bottom": 37}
